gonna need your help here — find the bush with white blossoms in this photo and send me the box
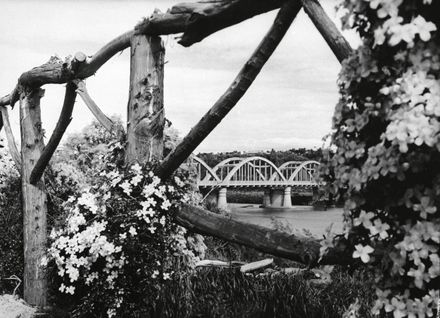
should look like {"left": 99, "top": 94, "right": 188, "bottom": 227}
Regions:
{"left": 0, "top": 138, "right": 19, "bottom": 199}
{"left": 46, "top": 142, "right": 205, "bottom": 317}
{"left": 321, "top": 1, "right": 440, "bottom": 317}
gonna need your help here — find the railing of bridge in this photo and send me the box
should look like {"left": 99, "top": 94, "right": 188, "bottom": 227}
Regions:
{"left": 191, "top": 156, "right": 320, "bottom": 188}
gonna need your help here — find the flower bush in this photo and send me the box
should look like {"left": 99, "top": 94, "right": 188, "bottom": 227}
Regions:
{"left": 46, "top": 141, "right": 205, "bottom": 317}
{"left": 0, "top": 140, "right": 24, "bottom": 294}
{"left": 321, "top": 0, "right": 440, "bottom": 316}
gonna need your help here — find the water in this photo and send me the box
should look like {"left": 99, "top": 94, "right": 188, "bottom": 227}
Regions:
{"left": 229, "top": 204, "right": 344, "bottom": 237}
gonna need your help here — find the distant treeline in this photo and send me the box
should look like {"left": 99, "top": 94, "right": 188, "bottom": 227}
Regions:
{"left": 197, "top": 148, "right": 324, "bottom": 167}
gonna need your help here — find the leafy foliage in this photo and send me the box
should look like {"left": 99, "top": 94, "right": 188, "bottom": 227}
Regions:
{"left": 0, "top": 140, "right": 22, "bottom": 294}
{"left": 321, "top": 1, "right": 440, "bottom": 316}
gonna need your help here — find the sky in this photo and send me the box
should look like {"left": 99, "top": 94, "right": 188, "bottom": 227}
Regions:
{"left": 0, "top": 0, "right": 358, "bottom": 153}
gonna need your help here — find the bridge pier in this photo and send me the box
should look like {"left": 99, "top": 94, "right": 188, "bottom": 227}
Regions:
{"left": 283, "top": 187, "right": 292, "bottom": 208}
{"left": 217, "top": 187, "right": 228, "bottom": 210}
{"left": 263, "top": 189, "right": 271, "bottom": 207}
{"left": 270, "top": 189, "right": 284, "bottom": 207}
{"left": 269, "top": 187, "right": 292, "bottom": 208}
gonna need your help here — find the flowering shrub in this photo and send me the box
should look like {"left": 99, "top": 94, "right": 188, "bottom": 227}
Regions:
{"left": 46, "top": 142, "right": 205, "bottom": 317}
{"left": 321, "top": 0, "right": 440, "bottom": 316}
{"left": 0, "top": 138, "right": 19, "bottom": 198}
{"left": 0, "top": 140, "right": 24, "bottom": 294}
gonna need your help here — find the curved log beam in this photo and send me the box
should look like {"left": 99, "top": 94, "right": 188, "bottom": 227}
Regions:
{"left": 75, "top": 80, "right": 114, "bottom": 132}
{"left": 176, "top": 204, "right": 351, "bottom": 266}
{"left": 156, "top": 0, "right": 302, "bottom": 179}
{"left": 0, "top": 87, "right": 20, "bottom": 108}
{"left": 300, "top": 0, "right": 352, "bottom": 62}
{"left": 0, "top": 0, "right": 290, "bottom": 104}
{"left": 29, "top": 83, "right": 77, "bottom": 185}
{"left": 136, "top": 0, "right": 286, "bottom": 47}
{"left": 0, "top": 106, "right": 21, "bottom": 168}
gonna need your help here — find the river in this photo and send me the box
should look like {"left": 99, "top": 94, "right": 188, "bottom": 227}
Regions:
{"left": 228, "top": 204, "right": 344, "bottom": 237}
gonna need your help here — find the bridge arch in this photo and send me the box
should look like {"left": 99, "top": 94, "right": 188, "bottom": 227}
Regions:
{"left": 223, "top": 156, "right": 286, "bottom": 183}
{"left": 212, "top": 157, "right": 244, "bottom": 180}
{"left": 192, "top": 156, "right": 221, "bottom": 182}
{"left": 270, "top": 160, "right": 302, "bottom": 181}
{"left": 288, "top": 160, "right": 320, "bottom": 183}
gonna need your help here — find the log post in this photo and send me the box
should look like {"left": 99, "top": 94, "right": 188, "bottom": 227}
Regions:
{"left": 126, "top": 35, "right": 165, "bottom": 164}
{"left": 19, "top": 88, "right": 48, "bottom": 308}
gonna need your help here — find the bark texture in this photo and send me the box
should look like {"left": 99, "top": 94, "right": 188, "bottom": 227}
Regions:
{"left": 126, "top": 35, "right": 165, "bottom": 165}
{"left": 30, "top": 83, "right": 77, "bottom": 185}
{"left": 20, "top": 88, "right": 48, "bottom": 307}
{"left": 176, "top": 204, "right": 351, "bottom": 265}
{"left": 157, "top": 0, "right": 302, "bottom": 179}
{"left": 75, "top": 80, "right": 114, "bottom": 132}
{"left": 136, "top": 0, "right": 286, "bottom": 47}
{"left": 301, "top": 0, "right": 352, "bottom": 62}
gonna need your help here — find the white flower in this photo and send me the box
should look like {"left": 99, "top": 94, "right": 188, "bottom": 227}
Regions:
{"left": 119, "top": 233, "right": 127, "bottom": 240}
{"left": 40, "top": 256, "right": 48, "bottom": 267}
{"left": 148, "top": 226, "right": 157, "bottom": 234}
{"left": 353, "top": 210, "right": 375, "bottom": 228}
{"left": 159, "top": 216, "right": 166, "bottom": 226}
{"left": 129, "top": 226, "right": 137, "bottom": 236}
{"left": 119, "top": 180, "right": 132, "bottom": 195}
{"left": 352, "top": 244, "right": 374, "bottom": 263}
{"left": 369, "top": 219, "right": 390, "bottom": 239}
{"left": 130, "top": 174, "right": 143, "bottom": 186}
{"left": 413, "top": 15, "right": 437, "bottom": 42}
{"left": 65, "top": 286, "right": 75, "bottom": 295}
{"left": 151, "top": 270, "right": 159, "bottom": 279}
{"left": 174, "top": 176, "right": 185, "bottom": 187}
{"left": 130, "top": 163, "right": 142, "bottom": 175}
{"left": 161, "top": 199, "right": 171, "bottom": 211}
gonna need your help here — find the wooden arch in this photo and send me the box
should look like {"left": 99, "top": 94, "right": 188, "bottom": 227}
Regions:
{"left": 0, "top": 0, "right": 354, "bottom": 307}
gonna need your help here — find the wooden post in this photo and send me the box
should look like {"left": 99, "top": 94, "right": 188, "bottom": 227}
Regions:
{"left": 126, "top": 35, "right": 165, "bottom": 164}
{"left": 20, "top": 88, "right": 48, "bottom": 307}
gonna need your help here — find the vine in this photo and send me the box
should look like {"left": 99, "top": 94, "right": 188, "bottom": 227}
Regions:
{"left": 322, "top": 1, "right": 440, "bottom": 316}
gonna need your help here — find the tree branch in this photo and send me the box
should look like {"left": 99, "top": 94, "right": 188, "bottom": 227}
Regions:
{"left": 176, "top": 204, "right": 351, "bottom": 266}
{"left": 0, "top": 106, "right": 21, "bottom": 168}
{"left": 74, "top": 80, "right": 114, "bottom": 132}
{"left": 156, "top": 0, "right": 302, "bottom": 179}
{"left": 300, "top": 0, "right": 352, "bottom": 62}
{"left": 29, "top": 83, "right": 77, "bottom": 185}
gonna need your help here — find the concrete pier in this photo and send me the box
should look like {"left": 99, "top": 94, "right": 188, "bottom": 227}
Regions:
{"left": 217, "top": 187, "right": 228, "bottom": 210}
{"left": 283, "top": 187, "right": 292, "bottom": 208}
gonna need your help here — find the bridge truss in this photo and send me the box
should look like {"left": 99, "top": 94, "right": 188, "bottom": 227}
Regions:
{"left": 192, "top": 156, "right": 320, "bottom": 188}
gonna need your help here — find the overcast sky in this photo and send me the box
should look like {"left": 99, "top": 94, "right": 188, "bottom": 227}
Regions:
{"left": 0, "top": 0, "right": 358, "bottom": 153}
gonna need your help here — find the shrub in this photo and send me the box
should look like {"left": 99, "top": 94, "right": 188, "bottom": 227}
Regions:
{"left": 46, "top": 142, "right": 205, "bottom": 317}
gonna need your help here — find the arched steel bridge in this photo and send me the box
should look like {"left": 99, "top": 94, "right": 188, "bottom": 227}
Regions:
{"left": 191, "top": 156, "right": 320, "bottom": 188}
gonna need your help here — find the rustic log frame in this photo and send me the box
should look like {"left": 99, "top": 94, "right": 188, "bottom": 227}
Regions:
{"left": 29, "top": 83, "right": 77, "bottom": 185}
{"left": 0, "top": 1, "right": 356, "bottom": 305}
{"left": 156, "top": 0, "right": 302, "bottom": 179}
{"left": 176, "top": 204, "right": 351, "bottom": 266}
{"left": 20, "top": 88, "right": 48, "bottom": 308}
{"left": 0, "top": 106, "right": 22, "bottom": 167}
{"left": 300, "top": 0, "right": 352, "bottom": 63}
{"left": 75, "top": 80, "right": 114, "bottom": 132}
{"left": 126, "top": 35, "right": 165, "bottom": 165}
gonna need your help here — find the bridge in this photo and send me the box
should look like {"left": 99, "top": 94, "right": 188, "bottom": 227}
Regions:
{"left": 190, "top": 156, "right": 321, "bottom": 210}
